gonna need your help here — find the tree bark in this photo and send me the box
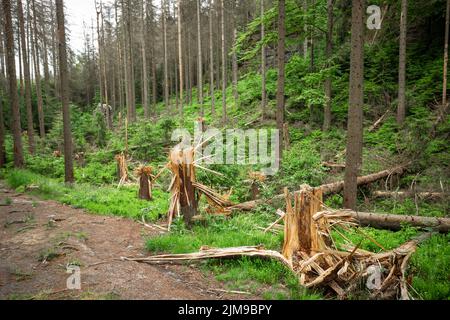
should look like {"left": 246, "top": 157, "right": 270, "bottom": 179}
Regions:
{"left": 126, "top": 0, "right": 136, "bottom": 122}
{"left": 208, "top": 0, "right": 215, "bottom": 114}
{"left": 344, "top": 210, "right": 450, "bottom": 233}
{"left": 139, "top": 0, "right": 149, "bottom": 118}
{"left": 276, "top": 0, "right": 286, "bottom": 162}
{"left": 17, "top": 0, "right": 35, "bottom": 153}
{"left": 162, "top": 0, "right": 169, "bottom": 111}
{"left": 0, "top": 90, "right": 5, "bottom": 167}
{"left": 221, "top": 0, "right": 226, "bottom": 123}
{"left": 2, "top": 0, "right": 24, "bottom": 168}
{"left": 178, "top": 0, "right": 184, "bottom": 118}
{"left": 442, "top": 0, "right": 450, "bottom": 113}
{"left": 196, "top": 0, "right": 203, "bottom": 116}
{"left": 231, "top": 0, "right": 238, "bottom": 109}
{"left": 31, "top": 0, "right": 45, "bottom": 139}
{"left": 261, "top": 0, "right": 267, "bottom": 120}
{"left": 56, "top": 0, "right": 74, "bottom": 183}
{"left": 323, "top": 0, "right": 334, "bottom": 131}
{"left": 397, "top": 0, "right": 407, "bottom": 125}
{"left": 343, "top": 0, "right": 364, "bottom": 210}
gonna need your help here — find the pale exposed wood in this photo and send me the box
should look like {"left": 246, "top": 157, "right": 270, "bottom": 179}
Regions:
{"left": 372, "top": 190, "right": 448, "bottom": 200}
{"left": 368, "top": 110, "right": 390, "bottom": 132}
{"left": 122, "top": 246, "right": 292, "bottom": 269}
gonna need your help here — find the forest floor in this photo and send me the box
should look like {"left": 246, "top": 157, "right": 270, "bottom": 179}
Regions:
{"left": 0, "top": 182, "right": 256, "bottom": 300}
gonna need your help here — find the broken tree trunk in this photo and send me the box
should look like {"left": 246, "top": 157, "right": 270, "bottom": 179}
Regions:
{"left": 122, "top": 245, "right": 291, "bottom": 268}
{"left": 135, "top": 166, "right": 153, "bottom": 201}
{"left": 321, "top": 164, "right": 408, "bottom": 195}
{"left": 346, "top": 210, "right": 450, "bottom": 233}
{"left": 282, "top": 187, "right": 325, "bottom": 262}
{"left": 168, "top": 147, "right": 198, "bottom": 228}
{"left": 368, "top": 110, "right": 391, "bottom": 132}
{"left": 231, "top": 165, "right": 409, "bottom": 211}
{"left": 115, "top": 153, "right": 129, "bottom": 186}
{"left": 372, "top": 190, "right": 448, "bottom": 200}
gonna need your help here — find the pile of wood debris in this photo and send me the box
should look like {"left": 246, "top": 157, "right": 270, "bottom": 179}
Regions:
{"left": 280, "top": 186, "right": 428, "bottom": 299}
{"left": 164, "top": 145, "right": 234, "bottom": 229}
{"left": 124, "top": 186, "right": 434, "bottom": 300}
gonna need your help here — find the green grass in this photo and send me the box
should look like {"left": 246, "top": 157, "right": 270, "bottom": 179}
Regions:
{"left": 1, "top": 169, "right": 168, "bottom": 221}
{"left": 410, "top": 233, "right": 450, "bottom": 300}
{"left": 145, "top": 212, "right": 324, "bottom": 299}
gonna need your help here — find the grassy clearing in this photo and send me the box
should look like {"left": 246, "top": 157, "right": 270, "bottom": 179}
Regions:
{"left": 1, "top": 169, "right": 167, "bottom": 221}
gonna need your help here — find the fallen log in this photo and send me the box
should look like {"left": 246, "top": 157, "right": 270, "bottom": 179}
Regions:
{"left": 231, "top": 165, "right": 409, "bottom": 211}
{"left": 372, "top": 190, "right": 448, "bottom": 200}
{"left": 322, "top": 162, "right": 346, "bottom": 170}
{"left": 368, "top": 110, "right": 391, "bottom": 132}
{"left": 121, "top": 246, "right": 292, "bottom": 268}
{"left": 324, "top": 210, "right": 450, "bottom": 233}
{"left": 320, "top": 165, "right": 408, "bottom": 195}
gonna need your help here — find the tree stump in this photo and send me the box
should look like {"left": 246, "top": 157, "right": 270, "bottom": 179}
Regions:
{"left": 136, "top": 166, "right": 153, "bottom": 201}
{"left": 115, "top": 153, "right": 129, "bottom": 185}
{"left": 282, "top": 187, "right": 325, "bottom": 262}
{"left": 168, "top": 147, "right": 198, "bottom": 228}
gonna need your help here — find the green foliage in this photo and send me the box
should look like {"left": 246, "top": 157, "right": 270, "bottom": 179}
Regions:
{"left": 410, "top": 233, "right": 450, "bottom": 300}
{"left": 2, "top": 169, "right": 165, "bottom": 221}
{"left": 279, "top": 131, "right": 327, "bottom": 189}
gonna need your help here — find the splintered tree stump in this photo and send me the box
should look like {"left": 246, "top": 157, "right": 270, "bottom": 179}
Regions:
{"left": 251, "top": 183, "right": 260, "bottom": 200}
{"left": 115, "top": 153, "right": 128, "bottom": 180}
{"left": 282, "top": 187, "right": 325, "bottom": 262}
{"left": 248, "top": 172, "right": 266, "bottom": 201}
{"left": 178, "top": 162, "right": 198, "bottom": 226}
{"left": 136, "top": 166, "right": 153, "bottom": 201}
{"left": 168, "top": 147, "right": 198, "bottom": 228}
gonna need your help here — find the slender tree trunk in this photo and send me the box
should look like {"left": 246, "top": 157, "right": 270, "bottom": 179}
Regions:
{"left": 303, "top": 0, "right": 308, "bottom": 58}
{"left": 442, "top": 0, "right": 450, "bottom": 111}
{"left": 221, "top": 0, "right": 226, "bottom": 123}
{"left": 261, "top": 0, "right": 267, "bottom": 120}
{"left": 17, "top": 0, "right": 35, "bottom": 153}
{"left": 0, "top": 94, "right": 5, "bottom": 167}
{"left": 0, "top": 23, "right": 4, "bottom": 167}
{"left": 343, "top": 0, "right": 364, "bottom": 210}
{"left": 39, "top": 8, "right": 51, "bottom": 99}
{"left": 276, "top": 0, "right": 286, "bottom": 161}
{"left": 141, "top": 0, "right": 149, "bottom": 118}
{"left": 196, "top": 0, "right": 203, "bottom": 116}
{"left": 125, "top": 0, "right": 135, "bottom": 122}
{"left": 31, "top": 0, "right": 45, "bottom": 139}
{"left": 188, "top": 28, "right": 193, "bottom": 105}
{"left": 209, "top": 0, "right": 215, "bottom": 114}
{"left": 178, "top": 0, "right": 184, "bottom": 118}
{"left": 2, "top": 0, "right": 24, "bottom": 168}
{"left": 146, "top": 1, "right": 157, "bottom": 115}
{"left": 39, "top": 5, "right": 50, "bottom": 104}
{"left": 323, "top": 0, "right": 334, "bottom": 131}
{"left": 56, "top": 0, "right": 74, "bottom": 183}
{"left": 50, "top": 0, "right": 58, "bottom": 98}
{"left": 162, "top": 0, "right": 169, "bottom": 110}
{"left": 397, "top": 0, "right": 407, "bottom": 125}
{"left": 96, "top": 4, "right": 104, "bottom": 108}
{"left": 17, "top": 21, "right": 24, "bottom": 105}
{"left": 115, "top": 0, "right": 124, "bottom": 113}
{"left": 100, "top": 9, "right": 111, "bottom": 128}
{"left": 231, "top": 0, "right": 238, "bottom": 109}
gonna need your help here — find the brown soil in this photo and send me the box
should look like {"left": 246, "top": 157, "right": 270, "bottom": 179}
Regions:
{"left": 0, "top": 183, "right": 255, "bottom": 300}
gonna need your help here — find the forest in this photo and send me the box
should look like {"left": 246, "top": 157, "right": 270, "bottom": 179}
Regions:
{"left": 0, "top": 0, "right": 449, "bottom": 301}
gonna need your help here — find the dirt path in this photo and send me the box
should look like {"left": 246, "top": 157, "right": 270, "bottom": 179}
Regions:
{"left": 0, "top": 183, "right": 253, "bottom": 300}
